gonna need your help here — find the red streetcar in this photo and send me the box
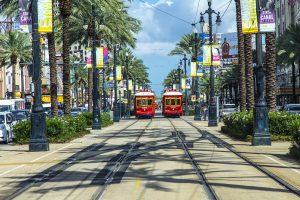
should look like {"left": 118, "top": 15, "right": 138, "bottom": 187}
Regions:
{"left": 134, "top": 90, "right": 155, "bottom": 118}
{"left": 162, "top": 90, "right": 183, "bottom": 117}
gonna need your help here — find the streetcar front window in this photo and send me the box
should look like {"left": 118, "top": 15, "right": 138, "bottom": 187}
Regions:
{"left": 142, "top": 99, "right": 147, "bottom": 106}
{"left": 136, "top": 99, "right": 141, "bottom": 107}
{"left": 166, "top": 99, "right": 171, "bottom": 105}
{"left": 176, "top": 98, "right": 181, "bottom": 105}
{"left": 171, "top": 99, "right": 176, "bottom": 105}
{"left": 148, "top": 99, "right": 153, "bottom": 106}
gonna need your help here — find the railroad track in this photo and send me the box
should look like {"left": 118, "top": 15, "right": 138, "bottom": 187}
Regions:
{"left": 6, "top": 119, "right": 145, "bottom": 200}
{"left": 180, "top": 118, "right": 300, "bottom": 198}
{"left": 168, "top": 118, "right": 219, "bottom": 200}
{"left": 92, "top": 119, "right": 152, "bottom": 200}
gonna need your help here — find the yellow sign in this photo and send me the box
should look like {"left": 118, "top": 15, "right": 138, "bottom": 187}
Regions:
{"left": 41, "top": 95, "right": 64, "bottom": 103}
{"left": 38, "top": 0, "right": 53, "bottom": 33}
{"left": 181, "top": 78, "right": 186, "bottom": 89}
{"left": 117, "top": 65, "right": 122, "bottom": 81}
{"left": 96, "top": 47, "right": 104, "bottom": 68}
{"left": 191, "top": 62, "right": 197, "bottom": 77}
{"left": 241, "top": 0, "right": 258, "bottom": 34}
{"left": 191, "top": 95, "right": 196, "bottom": 102}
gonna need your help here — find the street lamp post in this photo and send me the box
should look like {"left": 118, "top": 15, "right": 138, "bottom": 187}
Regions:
{"left": 29, "top": 0, "right": 49, "bottom": 151}
{"left": 91, "top": 5, "right": 101, "bottom": 130}
{"left": 125, "top": 52, "right": 130, "bottom": 118}
{"left": 200, "top": 0, "right": 221, "bottom": 126}
{"left": 177, "top": 62, "right": 181, "bottom": 91}
{"left": 102, "top": 63, "right": 107, "bottom": 112}
{"left": 252, "top": 1, "right": 271, "bottom": 146}
{"left": 113, "top": 45, "right": 120, "bottom": 122}
{"left": 192, "top": 24, "right": 201, "bottom": 121}
{"left": 183, "top": 54, "right": 189, "bottom": 116}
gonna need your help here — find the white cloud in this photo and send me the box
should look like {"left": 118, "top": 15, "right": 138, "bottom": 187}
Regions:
{"left": 135, "top": 42, "right": 175, "bottom": 56}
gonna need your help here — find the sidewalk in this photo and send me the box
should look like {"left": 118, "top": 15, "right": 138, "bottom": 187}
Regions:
{"left": 183, "top": 116, "right": 300, "bottom": 190}
{"left": 0, "top": 120, "right": 133, "bottom": 199}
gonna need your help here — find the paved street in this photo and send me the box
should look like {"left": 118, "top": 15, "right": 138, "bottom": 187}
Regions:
{"left": 0, "top": 116, "right": 299, "bottom": 200}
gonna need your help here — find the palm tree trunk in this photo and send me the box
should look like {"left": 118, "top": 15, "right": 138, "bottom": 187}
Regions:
{"left": 244, "top": 34, "right": 254, "bottom": 110}
{"left": 292, "top": 62, "right": 296, "bottom": 103}
{"left": 60, "top": 0, "right": 72, "bottom": 115}
{"left": 11, "top": 63, "right": 16, "bottom": 99}
{"left": 265, "top": 32, "right": 277, "bottom": 110}
{"left": 48, "top": 31, "right": 58, "bottom": 116}
{"left": 235, "top": 0, "right": 246, "bottom": 111}
{"left": 88, "top": 68, "right": 93, "bottom": 112}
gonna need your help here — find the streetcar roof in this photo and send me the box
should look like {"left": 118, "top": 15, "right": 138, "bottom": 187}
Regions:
{"left": 163, "top": 91, "right": 183, "bottom": 96}
{"left": 134, "top": 92, "right": 155, "bottom": 96}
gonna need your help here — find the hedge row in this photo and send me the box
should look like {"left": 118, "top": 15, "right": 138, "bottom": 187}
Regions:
{"left": 13, "top": 112, "right": 113, "bottom": 144}
{"left": 222, "top": 112, "right": 300, "bottom": 159}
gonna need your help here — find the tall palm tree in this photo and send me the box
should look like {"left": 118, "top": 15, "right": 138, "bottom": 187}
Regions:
{"left": 277, "top": 24, "right": 300, "bottom": 104}
{"left": 244, "top": 34, "right": 254, "bottom": 110}
{"left": 169, "top": 34, "right": 194, "bottom": 56}
{"left": 59, "top": 0, "right": 73, "bottom": 115}
{"left": 0, "top": 31, "right": 32, "bottom": 98}
{"left": 235, "top": 0, "right": 246, "bottom": 111}
{"left": 265, "top": 32, "right": 277, "bottom": 110}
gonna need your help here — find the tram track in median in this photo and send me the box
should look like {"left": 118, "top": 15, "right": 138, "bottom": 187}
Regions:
{"left": 167, "top": 118, "right": 219, "bottom": 200}
{"left": 5, "top": 119, "right": 144, "bottom": 200}
{"left": 91, "top": 119, "right": 153, "bottom": 200}
{"left": 180, "top": 118, "right": 300, "bottom": 198}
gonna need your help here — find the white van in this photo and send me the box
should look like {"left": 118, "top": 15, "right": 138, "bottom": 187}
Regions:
{"left": 0, "top": 111, "right": 16, "bottom": 143}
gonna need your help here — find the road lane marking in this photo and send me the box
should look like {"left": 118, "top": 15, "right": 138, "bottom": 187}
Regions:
{"left": 264, "top": 155, "right": 300, "bottom": 174}
{"left": 0, "top": 143, "right": 75, "bottom": 177}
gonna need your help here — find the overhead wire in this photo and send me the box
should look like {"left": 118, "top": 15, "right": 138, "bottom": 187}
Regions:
{"left": 138, "top": 0, "right": 192, "bottom": 25}
{"left": 194, "top": 0, "right": 202, "bottom": 23}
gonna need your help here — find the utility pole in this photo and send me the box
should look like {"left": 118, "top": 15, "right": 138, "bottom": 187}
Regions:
{"left": 183, "top": 54, "right": 189, "bottom": 116}
{"left": 113, "top": 46, "right": 120, "bottom": 122}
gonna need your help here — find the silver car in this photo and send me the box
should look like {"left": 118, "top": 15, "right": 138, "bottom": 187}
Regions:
{"left": 282, "top": 104, "right": 300, "bottom": 115}
{"left": 220, "top": 104, "right": 237, "bottom": 117}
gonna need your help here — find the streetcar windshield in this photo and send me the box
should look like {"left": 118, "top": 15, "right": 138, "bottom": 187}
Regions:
{"left": 166, "top": 99, "right": 171, "bottom": 105}
{"left": 141, "top": 99, "right": 147, "bottom": 106}
{"left": 148, "top": 99, "right": 153, "bottom": 106}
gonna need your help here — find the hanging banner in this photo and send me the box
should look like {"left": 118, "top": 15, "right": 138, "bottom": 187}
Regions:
{"left": 240, "top": 0, "right": 258, "bottom": 34}
{"left": 172, "top": 84, "right": 177, "bottom": 90}
{"left": 212, "top": 44, "right": 221, "bottom": 66}
{"left": 38, "top": 0, "right": 53, "bottom": 33}
{"left": 116, "top": 65, "right": 122, "bottom": 81}
{"left": 85, "top": 48, "right": 92, "bottom": 68}
{"left": 203, "top": 45, "right": 221, "bottom": 66}
{"left": 259, "top": 0, "right": 275, "bottom": 32}
{"left": 181, "top": 78, "right": 186, "bottom": 89}
{"left": 96, "top": 47, "right": 104, "bottom": 68}
{"left": 128, "top": 80, "right": 133, "bottom": 91}
{"left": 186, "top": 78, "right": 191, "bottom": 89}
{"left": 103, "top": 48, "right": 109, "bottom": 64}
{"left": 203, "top": 45, "right": 211, "bottom": 66}
{"left": 191, "top": 62, "right": 197, "bottom": 77}
{"left": 191, "top": 95, "right": 196, "bottom": 102}
{"left": 19, "top": 0, "right": 32, "bottom": 33}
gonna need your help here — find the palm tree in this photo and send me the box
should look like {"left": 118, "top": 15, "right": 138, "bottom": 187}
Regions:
{"left": 235, "top": 0, "right": 246, "bottom": 111}
{"left": 59, "top": 0, "right": 73, "bottom": 115}
{"left": 277, "top": 24, "right": 300, "bottom": 104}
{"left": 169, "top": 34, "right": 194, "bottom": 56}
{"left": 265, "top": 32, "right": 277, "bottom": 110}
{"left": 0, "top": 31, "right": 32, "bottom": 99}
{"left": 244, "top": 34, "right": 254, "bottom": 110}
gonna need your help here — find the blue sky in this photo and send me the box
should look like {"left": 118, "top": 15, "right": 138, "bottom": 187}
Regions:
{"left": 128, "top": 0, "right": 237, "bottom": 95}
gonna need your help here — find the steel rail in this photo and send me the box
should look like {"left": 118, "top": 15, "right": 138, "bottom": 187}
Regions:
{"left": 6, "top": 119, "right": 141, "bottom": 200}
{"left": 168, "top": 118, "right": 219, "bottom": 200}
{"left": 181, "top": 118, "right": 300, "bottom": 198}
{"left": 92, "top": 119, "right": 153, "bottom": 200}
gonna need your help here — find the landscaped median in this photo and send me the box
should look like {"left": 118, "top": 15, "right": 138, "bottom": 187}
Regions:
{"left": 221, "top": 111, "right": 300, "bottom": 159}
{"left": 13, "top": 112, "right": 113, "bottom": 144}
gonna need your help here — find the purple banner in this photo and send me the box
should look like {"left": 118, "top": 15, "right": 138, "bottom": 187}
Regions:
{"left": 19, "top": 0, "right": 32, "bottom": 32}
{"left": 259, "top": 0, "right": 275, "bottom": 32}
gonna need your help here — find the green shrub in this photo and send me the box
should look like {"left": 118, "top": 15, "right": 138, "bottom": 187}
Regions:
{"left": 223, "top": 111, "right": 300, "bottom": 159}
{"left": 13, "top": 112, "right": 113, "bottom": 144}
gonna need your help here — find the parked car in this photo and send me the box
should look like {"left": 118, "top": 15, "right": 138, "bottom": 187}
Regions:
{"left": 11, "top": 110, "right": 30, "bottom": 121}
{"left": 0, "top": 120, "right": 8, "bottom": 144}
{"left": 220, "top": 104, "right": 237, "bottom": 118}
{"left": 70, "top": 108, "right": 82, "bottom": 117}
{"left": 0, "top": 112, "right": 16, "bottom": 143}
{"left": 282, "top": 104, "right": 300, "bottom": 115}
